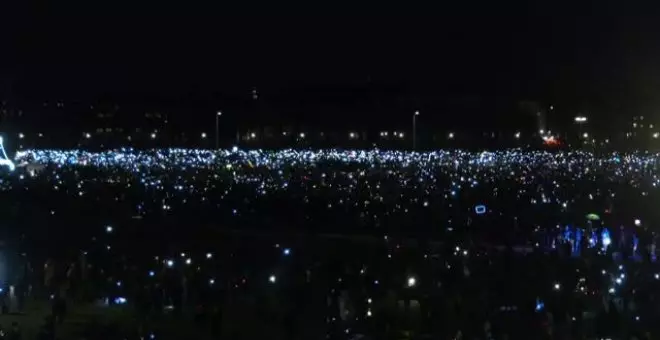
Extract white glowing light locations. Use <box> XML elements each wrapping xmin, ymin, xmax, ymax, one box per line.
<box><xmin>299</xmin><ymin>132</ymin><xmax>305</xmax><ymax>138</ymax></box>
<box><xmin>283</xmin><ymin>248</ymin><xmax>291</xmax><ymax>256</ymax></box>
<box><xmin>514</xmin><ymin>132</ymin><xmax>520</xmax><ymax>139</ymax></box>
<box><xmin>448</xmin><ymin>132</ymin><xmax>454</xmax><ymax>139</ymax></box>
<box><xmin>553</xmin><ymin>283</ymin><xmax>560</xmax><ymax>291</ymax></box>
<box><xmin>166</xmin><ymin>260</ymin><xmax>174</xmax><ymax>267</ymax></box>
<box><xmin>206</xmin><ymin>252</ymin><xmax>213</xmax><ymax>259</ymax></box>
<box><xmin>18</xmin><ymin>133</ymin><xmax>24</xmax><ymax>139</ymax></box>
<box><xmin>574</xmin><ymin>116</ymin><xmax>587</xmax><ymax>123</ymax></box>
<box><xmin>201</xmin><ymin>132</ymin><xmax>207</xmax><ymax>138</ymax></box>
<box><xmin>106</xmin><ymin>226</ymin><xmax>113</xmax><ymax>233</ymax></box>
<box><xmin>150</xmin><ymin>133</ymin><xmax>157</xmax><ymax>139</ymax></box>
<box><xmin>634</xmin><ymin>219</ymin><xmax>641</xmax><ymax>226</ymax></box>
<box><xmin>269</xmin><ymin>275</ymin><xmax>276</xmax><ymax>283</ymax></box>
<box><xmin>407</xmin><ymin>276</ymin><xmax>416</xmax><ymax>287</ymax></box>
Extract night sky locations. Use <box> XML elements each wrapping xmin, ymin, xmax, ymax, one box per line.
<box><xmin>2</xmin><ymin>2</ymin><xmax>660</xmax><ymax>126</ymax></box>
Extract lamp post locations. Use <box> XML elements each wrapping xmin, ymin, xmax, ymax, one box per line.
<box><xmin>215</xmin><ymin>111</ymin><xmax>222</xmax><ymax>149</ymax></box>
<box><xmin>413</xmin><ymin>111</ymin><xmax>420</xmax><ymax>150</ymax></box>
<box><xmin>574</xmin><ymin>116</ymin><xmax>587</xmax><ymax>144</ymax></box>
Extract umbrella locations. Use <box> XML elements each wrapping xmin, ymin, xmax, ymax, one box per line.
<box><xmin>586</xmin><ymin>213</ymin><xmax>600</xmax><ymax>221</ymax></box>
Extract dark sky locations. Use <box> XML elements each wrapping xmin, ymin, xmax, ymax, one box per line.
<box><xmin>2</xmin><ymin>1</ymin><xmax>660</xmax><ymax>123</ymax></box>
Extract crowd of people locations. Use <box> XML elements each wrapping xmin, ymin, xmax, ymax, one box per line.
<box><xmin>0</xmin><ymin>147</ymin><xmax>658</xmax><ymax>338</ymax></box>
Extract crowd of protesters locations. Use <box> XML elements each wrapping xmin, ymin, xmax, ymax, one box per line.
<box><xmin>0</xmin><ymin>147</ymin><xmax>655</xmax><ymax>338</ymax></box>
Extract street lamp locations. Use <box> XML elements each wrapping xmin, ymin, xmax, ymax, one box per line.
<box><xmin>215</xmin><ymin>111</ymin><xmax>222</xmax><ymax>149</ymax></box>
<box><xmin>413</xmin><ymin>111</ymin><xmax>420</xmax><ymax>150</ymax></box>
<box><xmin>575</xmin><ymin>116</ymin><xmax>588</xmax><ymax>142</ymax></box>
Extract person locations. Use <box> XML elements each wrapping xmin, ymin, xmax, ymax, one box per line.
<box><xmin>7</xmin><ymin>322</ymin><xmax>20</xmax><ymax>340</ymax></box>
<box><xmin>51</xmin><ymin>291</ymin><xmax>67</xmax><ymax>325</ymax></box>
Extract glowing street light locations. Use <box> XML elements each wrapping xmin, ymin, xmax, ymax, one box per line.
<box><xmin>448</xmin><ymin>132</ymin><xmax>454</xmax><ymax>140</ymax></box>
<box><xmin>201</xmin><ymin>132</ymin><xmax>207</xmax><ymax>139</ymax></box>
<box><xmin>574</xmin><ymin>117</ymin><xmax>588</xmax><ymax>142</ymax></box>
<box><xmin>514</xmin><ymin>132</ymin><xmax>520</xmax><ymax>139</ymax></box>
<box><xmin>215</xmin><ymin>111</ymin><xmax>222</xmax><ymax>149</ymax></box>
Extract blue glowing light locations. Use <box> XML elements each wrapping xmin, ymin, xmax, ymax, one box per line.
<box><xmin>283</xmin><ymin>248</ymin><xmax>291</xmax><ymax>256</ymax></box>
<box><xmin>602</xmin><ymin>229</ymin><xmax>612</xmax><ymax>248</ymax></box>
<box><xmin>535</xmin><ymin>298</ymin><xmax>545</xmax><ymax>312</ymax></box>
<box><xmin>474</xmin><ymin>205</ymin><xmax>486</xmax><ymax>215</ymax></box>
